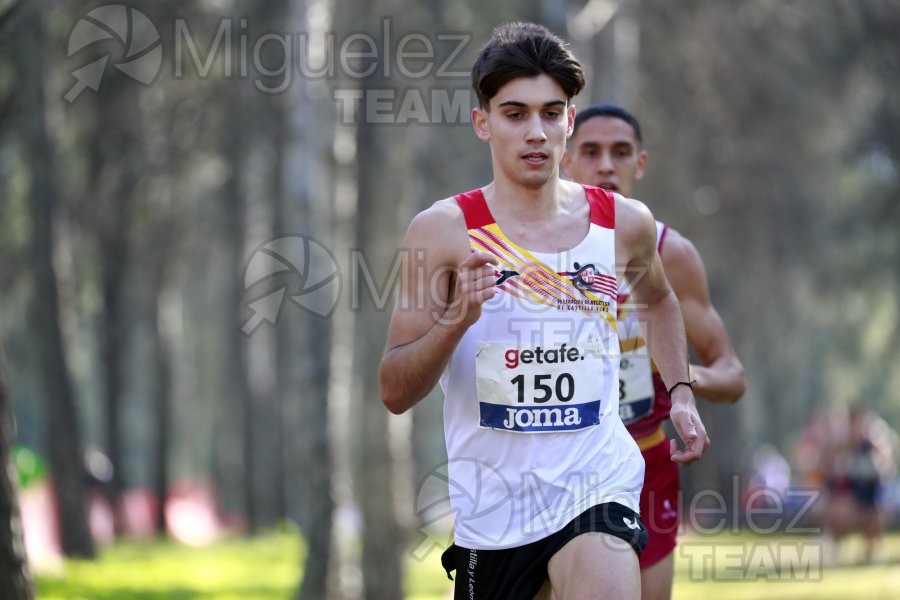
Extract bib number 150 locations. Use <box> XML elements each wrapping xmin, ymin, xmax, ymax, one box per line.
<box><xmin>510</xmin><ymin>373</ymin><xmax>575</xmax><ymax>404</ymax></box>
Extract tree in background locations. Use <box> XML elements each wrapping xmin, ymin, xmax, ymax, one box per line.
<box><xmin>14</xmin><ymin>2</ymin><xmax>94</xmax><ymax>559</ymax></box>
<box><xmin>0</xmin><ymin>347</ymin><xmax>32</xmax><ymax>600</ymax></box>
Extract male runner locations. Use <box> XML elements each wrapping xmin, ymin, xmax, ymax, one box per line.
<box><xmin>381</xmin><ymin>25</ymin><xmax>709</xmax><ymax>599</ymax></box>
<box><xmin>563</xmin><ymin>104</ymin><xmax>746</xmax><ymax>600</ymax></box>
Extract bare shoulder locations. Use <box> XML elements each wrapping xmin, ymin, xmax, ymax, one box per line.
<box><xmin>659</xmin><ymin>228</ymin><xmax>710</xmax><ymax>299</ymax></box>
<box><xmin>561</xmin><ymin>178</ymin><xmax>587</xmax><ymax>199</ymax></box>
<box><xmin>614</xmin><ymin>194</ymin><xmax>657</xmax><ymax>264</ymax></box>
<box><xmin>660</xmin><ymin>229</ymin><xmax>707</xmax><ymax>282</ymax></box>
<box><xmin>404</xmin><ymin>197</ymin><xmax>471</xmax><ymax>267</ymax></box>
<box><xmin>412</xmin><ymin>196</ymin><xmax>465</xmax><ymax>230</ymax></box>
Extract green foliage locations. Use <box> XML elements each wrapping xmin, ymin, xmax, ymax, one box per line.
<box><xmin>10</xmin><ymin>445</ymin><xmax>48</xmax><ymax>489</ymax></box>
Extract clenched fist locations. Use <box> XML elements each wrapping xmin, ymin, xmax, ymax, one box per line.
<box><xmin>441</xmin><ymin>251</ymin><xmax>500</xmax><ymax>329</ymax></box>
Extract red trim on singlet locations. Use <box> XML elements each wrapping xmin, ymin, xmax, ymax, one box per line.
<box><xmin>454</xmin><ymin>189</ymin><xmax>494</xmax><ymax>230</ymax></box>
<box><xmin>657</xmin><ymin>223</ymin><xmax>669</xmax><ymax>253</ymax></box>
<box><xmin>581</xmin><ymin>185</ymin><xmax>615</xmax><ymax>229</ymax></box>
<box><xmin>455</xmin><ymin>185</ymin><xmax>615</xmax><ymax>231</ymax></box>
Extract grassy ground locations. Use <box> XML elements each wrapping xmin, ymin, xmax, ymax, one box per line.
<box><xmin>36</xmin><ymin>532</ymin><xmax>302</xmax><ymax>600</ymax></box>
<box><xmin>35</xmin><ymin>530</ymin><xmax>900</xmax><ymax>599</ymax></box>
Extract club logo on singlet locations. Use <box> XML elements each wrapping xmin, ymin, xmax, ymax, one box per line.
<box><xmin>489</xmin><ymin>261</ymin><xmax>616</xmax><ymax>315</ymax></box>
<box><xmin>564</xmin><ymin>262</ymin><xmax>615</xmax><ymax>295</ymax></box>
<box><xmin>474</xmin><ymin>341</ymin><xmax>613</xmax><ymax>433</ymax></box>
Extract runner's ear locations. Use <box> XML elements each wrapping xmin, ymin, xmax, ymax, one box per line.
<box><xmin>472</xmin><ymin>107</ymin><xmax>491</xmax><ymax>142</ymax></box>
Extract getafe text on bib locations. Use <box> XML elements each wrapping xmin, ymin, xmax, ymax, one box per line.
<box><xmin>476</xmin><ymin>341</ymin><xmax>612</xmax><ymax>432</ymax></box>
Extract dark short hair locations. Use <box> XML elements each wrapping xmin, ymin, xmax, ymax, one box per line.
<box><xmin>471</xmin><ymin>22</ymin><xmax>586</xmax><ymax>109</ymax></box>
<box><xmin>572</xmin><ymin>103</ymin><xmax>643</xmax><ymax>144</ymax></box>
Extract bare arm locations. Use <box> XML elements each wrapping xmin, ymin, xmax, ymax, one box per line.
<box><xmin>616</xmin><ymin>195</ymin><xmax>709</xmax><ymax>464</ymax></box>
<box><xmin>379</xmin><ymin>203</ymin><xmax>498</xmax><ymax>414</ymax></box>
<box><xmin>662</xmin><ymin>230</ymin><xmax>746</xmax><ymax>404</ymax></box>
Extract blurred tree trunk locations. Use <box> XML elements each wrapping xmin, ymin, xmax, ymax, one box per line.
<box><xmin>269</xmin><ymin>85</ymin><xmax>290</xmax><ymax>529</ymax></box>
<box><xmin>294</xmin><ymin>303</ymin><xmax>335</xmax><ymax>600</ymax></box>
<box><xmin>224</xmin><ymin>88</ymin><xmax>258</xmax><ymax>535</ymax></box>
<box><xmin>277</xmin><ymin>2</ymin><xmax>338</xmax><ymax>597</ymax></box>
<box><xmin>97</xmin><ymin>153</ymin><xmax>133</xmax><ymax>538</ymax></box>
<box><xmin>0</xmin><ymin>347</ymin><xmax>32</xmax><ymax>599</ymax></box>
<box><xmin>151</xmin><ymin>296</ymin><xmax>172</xmax><ymax>536</ymax></box>
<box><xmin>243</xmin><ymin>0</ymin><xmax>293</xmax><ymax>534</ymax></box>
<box><xmin>16</xmin><ymin>4</ymin><xmax>95</xmax><ymax>558</ymax></box>
<box><xmin>326</xmin><ymin>3</ymin><xmax>407</xmax><ymax>599</ymax></box>
<box><xmin>145</xmin><ymin>99</ymin><xmax>175</xmax><ymax>542</ymax></box>
<box><xmin>355</xmin><ymin>151</ymin><xmax>405</xmax><ymax>600</ymax></box>
<box><xmin>271</xmin><ymin>104</ymin><xmax>289</xmax><ymax>525</ymax></box>
<box><xmin>209</xmin><ymin>0</ymin><xmax>285</xmax><ymax>536</ymax></box>
<box><xmin>84</xmin><ymin>22</ymin><xmax>142</xmax><ymax>539</ymax></box>
<box><xmin>150</xmin><ymin>244</ymin><xmax>174</xmax><ymax>536</ymax></box>
<box><xmin>353</xmin><ymin>68</ymin><xmax>406</xmax><ymax>600</ymax></box>
<box><xmin>320</xmin><ymin>46</ymin><xmax>360</xmax><ymax>600</ymax></box>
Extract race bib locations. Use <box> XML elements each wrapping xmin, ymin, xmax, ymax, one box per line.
<box><xmin>618</xmin><ymin>338</ymin><xmax>654</xmax><ymax>425</ymax></box>
<box><xmin>475</xmin><ymin>341</ymin><xmax>612</xmax><ymax>433</ymax></box>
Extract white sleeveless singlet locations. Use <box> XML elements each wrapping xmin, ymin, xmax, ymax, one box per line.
<box><xmin>438</xmin><ymin>186</ymin><xmax>645</xmax><ymax>550</ymax></box>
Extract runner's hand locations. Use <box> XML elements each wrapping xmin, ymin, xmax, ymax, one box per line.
<box><xmin>668</xmin><ymin>388</ymin><xmax>710</xmax><ymax>464</ymax></box>
<box><xmin>442</xmin><ymin>251</ymin><xmax>499</xmax><ymax>328</ymax></box>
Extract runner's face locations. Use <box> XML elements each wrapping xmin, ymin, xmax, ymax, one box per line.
<box><xmin>562</xmin><ymin>116</ymin><xmax>647</xmax><ymax>198</ymax></box>
<box><xmin>472</xmin><ymin>74</ymin><xmax>574</xmax><ymax>190</ymax></box>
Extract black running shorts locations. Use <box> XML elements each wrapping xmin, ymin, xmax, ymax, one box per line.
<box><xmin>440</xmin><ymin>501</ymin><xmax>648</xmax><ymax>599</ymax></box>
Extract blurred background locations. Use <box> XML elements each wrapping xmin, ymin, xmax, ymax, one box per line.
<box><xmin>1</xmin><ymin>0</ymin><xmax>899</xmax><ymax>598</ymax></box>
